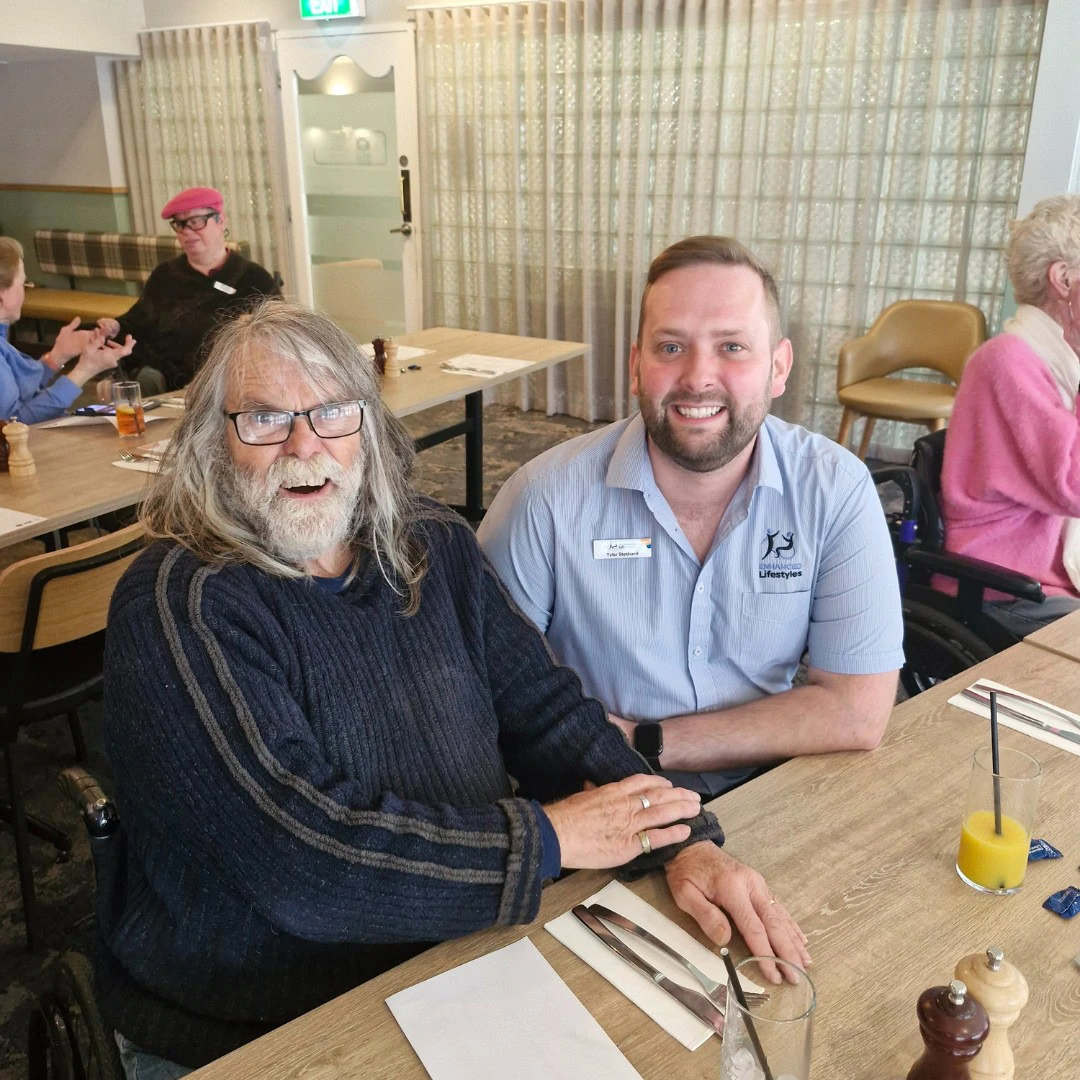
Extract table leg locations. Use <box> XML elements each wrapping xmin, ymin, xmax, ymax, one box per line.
<box><xmin>464</xmin><ymin>390</ymin><xmax>484</xmax><ymax>522</ymax></box>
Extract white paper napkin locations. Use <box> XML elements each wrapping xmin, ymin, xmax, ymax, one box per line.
<box><xmin>440</xmin><ymin>353</ymin><xmax>534</xmax><ymax>377</ymax></box>
<box><xmin>0</xmin><ymin>505</ymin><xmax>45</xmax><ymax>537</ymax></box>
<box><xmin>386</xmin><ymin>937</ymin><xmax>641</xmax><ymax>1080</ymax></box>
<box><xmin>111</xmin><ymin>458</ymin><xmax>158</xmax><ymax>473</ymax></box>
<box><xmin>546</xmin><ymin>880</ymin><xmax>761</xmax><ymax>1051</ymax></box>
<box><xmin>38</xmin><ymin>414</ymin><xmax>168</xmax><ymax>430</ymax></box>
<box><xmin>949</xmin><ymin>678</ymin><xmax>1080</xmax><ymax>758</ymax></box>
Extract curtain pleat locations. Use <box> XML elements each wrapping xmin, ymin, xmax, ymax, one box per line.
<box><xmin>415</xmin><ymin>0</ymin><xmax>1046</xmax><ymax>446</ymax></box>
<box><xmin>112</xmin><ymin>23</ymin><xmax>289</xmax><ymax>280</ymax></box>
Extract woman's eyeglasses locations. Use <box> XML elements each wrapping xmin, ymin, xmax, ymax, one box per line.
<box><xmin>226</xmin><ymin>400</ymin><xmax>366</xmax><ymax>445</ymax></box>
<box><xmin>169</xmin><ymin>212</ymin><xmax>221</xmax><ymax>234</ymax></box>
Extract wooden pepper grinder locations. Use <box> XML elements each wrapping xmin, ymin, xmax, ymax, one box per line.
<box><xmin>3</xmin><ymin>419</ymin><xmax>35</xmax><ymax>478</ymax></box>
<box><xmin>907</xmin><ymin>979</ymin><xmax>990</xmax><ymax>1080</ymax></box>
<box><xmin>371</xmin><ymin>337</ymin><xmax>386</xmax><ymax>376</ymax></box>
<box><xmin>383</xmin><ymin>338</ymin><xmax>401</xmax><ymax>378</ymax></box>
<box><xmin>954</xmin><ymin>948</ymin><xmax>1028</xmax><ymax>1080</ymax></box>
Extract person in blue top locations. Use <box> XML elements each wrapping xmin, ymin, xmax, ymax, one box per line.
<box><xmin>0</xmin><ymin>236</ymin><xmax>135</xmax><ymax>423</ymax></box>
<box><xmin>479</xmin><ymin>236</ymin><xmax>904</xmax><ymax>799</ymax></box>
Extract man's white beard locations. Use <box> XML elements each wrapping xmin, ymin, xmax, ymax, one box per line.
<box><xmin>227</xmin><ymin>452</ymin><xmax>365</xmax><ymax>567</ymax></box>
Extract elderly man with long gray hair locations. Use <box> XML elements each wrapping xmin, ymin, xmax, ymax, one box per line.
<box><xmin>98</xmin><ymin>301</ymin><xmax>809</xmax><ymax>1077</ymax></box>
<box><xmin>942</xmin><ymin>194</ymin><xmax>1080</xmax><ymax>634</ymax></box>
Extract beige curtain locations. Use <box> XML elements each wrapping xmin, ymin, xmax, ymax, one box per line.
<box><xmin>415</xmin><ymin>0</ymin><xmax>1046</xmax><ymax>446</ymax></box>
<box><xmin>114</xmin><ymin>22</ymin><xmax>290</xmax><ymax>278</ymax></box>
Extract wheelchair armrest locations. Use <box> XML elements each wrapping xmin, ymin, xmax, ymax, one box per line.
<box><xmin>904</xmin><ymin>547</ymin><xmax>1046</xmax><ymax>603</ymax></box>
<box><xmin>58</xmin><ymin>766</ymin><xmax>119</xmax><ymax>839</ymax></box>
<box><xmin>870</xmin><ymin>464</ymin><xmax>920</xmax><ymax>526</ymax></box>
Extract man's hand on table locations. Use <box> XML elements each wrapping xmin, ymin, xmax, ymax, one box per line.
<box><xmin>544</xmin><ymin>774</ymin><xmax>700</xmax><ymax>869</ymax></box>
<box><xmin>664</xmin><ymin>841</ymin><xmax>810</xmax><ymax>983</ymax></box>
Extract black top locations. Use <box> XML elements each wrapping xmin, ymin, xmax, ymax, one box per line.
<box><xmin>116</xmin><ymin>251</ymin><xmax>280</xmax><ymax>389</ymax></box>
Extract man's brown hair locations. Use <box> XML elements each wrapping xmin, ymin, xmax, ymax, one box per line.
<box><xmin>636</xmin><ymin>235</ymin><xmax>782</xmax><ymax>346</ymax></box>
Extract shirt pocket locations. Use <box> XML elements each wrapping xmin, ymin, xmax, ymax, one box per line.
<box><xmin>734</xmin><ymin>590</ymin><xmax>812</xmax><ymax>675</ymax></box>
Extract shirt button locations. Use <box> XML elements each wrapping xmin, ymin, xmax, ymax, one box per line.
<box><xmin>693</xmin><ymin>646</ymin><xmax>702</xmax><ymax>657</ymax></box>
<box><xmin>697</xmin><ymin>584</ymin><xmax>704</xmax><ymax>594</ymax></box>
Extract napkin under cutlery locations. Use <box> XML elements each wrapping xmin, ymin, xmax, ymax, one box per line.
<box><xmin>949</xmin><ymin>678</ymin><xmax>1080</xmax><ymax>758</ymax></box>
<box><xmin>546</xmin><ymin>880</ymin><xmax>761</xmax><ymax>1050</ymax></box>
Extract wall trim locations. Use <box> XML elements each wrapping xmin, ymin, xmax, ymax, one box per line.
<box><xmin>0</xmin><ymin>183</ymin><xmax>129</xmax><ymax>195</ymax></box>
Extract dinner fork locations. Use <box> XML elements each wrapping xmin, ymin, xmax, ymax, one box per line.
<box><xmin>118</xmin><ymin>450</ymin><xmax>156</xmax><ymax>463</ymax></box>
<box><xmin>588</xmin><ymin>904</ymin><xmax>769</xmax><ymax>1007</ymax></box>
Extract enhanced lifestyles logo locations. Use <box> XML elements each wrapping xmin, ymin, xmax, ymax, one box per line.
<box><xmin>759</xmin><ymin>528</ymin><xmax>803</xmax><ymax>580</ymax></box>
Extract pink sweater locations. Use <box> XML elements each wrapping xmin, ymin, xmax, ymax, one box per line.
<box><xmin>941</xmin><ymin>333</ymin><xmax>1080</xmax><ymax>597</ymax></box>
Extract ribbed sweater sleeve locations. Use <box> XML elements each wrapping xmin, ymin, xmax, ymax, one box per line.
<box><xmin>104</xmin><ymin>544</ymin><xmax>547</xmax><ymax>944</ymax></box>
<box><xmin>478</xmin><ymin>545</ymin><xmax>724</xmax><ymax>870</ymax></box>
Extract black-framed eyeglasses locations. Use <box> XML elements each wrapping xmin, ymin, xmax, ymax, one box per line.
<box><xmin>226</xmin><ymin>400</ymin><xmax>366</xmax><ymax>445</ymax></box>
<box><xmin>169</xmin><ymin>212</ymin><xmax>221</xmax><ymax>234</ymax></box>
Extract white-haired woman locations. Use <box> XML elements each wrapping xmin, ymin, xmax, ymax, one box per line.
<box><xmin>942</xmin><ymin>194</ymin><xmax>1080</xmax><ymax>632</ymax></box>
<box><xmin>0</xmin><ymin>237</ymin><xmax>134</xmax><ymax>422</ymax></box>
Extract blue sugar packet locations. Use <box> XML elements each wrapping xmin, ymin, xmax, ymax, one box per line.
<box><xmin>1029</xmin><ymin>838</ymin><xmax>1063</xmax><ymax>862</ymax></box>
<box><xmin>1043</xmin><ymin>886</ymin><xmax>1080</xmax><ymax>919</ymax></box>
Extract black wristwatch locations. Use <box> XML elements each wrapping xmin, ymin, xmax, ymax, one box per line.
<box><xmin>633</xmin><ymin>722</ymin><xmax>664</xmax><ymax>770</ymax></box>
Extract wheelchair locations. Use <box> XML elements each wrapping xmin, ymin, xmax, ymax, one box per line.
<box><xmin>873</xmin><ymin>428</ymin><xmax>1046</xmax><ymax>697</ymax></box>
<box><xmin>27</xmin><ymin>768</ymin><xmax>124</xmax><ymax>1080</ymax></box>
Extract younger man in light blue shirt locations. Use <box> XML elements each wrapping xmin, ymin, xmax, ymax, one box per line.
<box><xmin>479</xmin><ymin>236</ymin><xmax>903</xmax><ymax>798</ymax></box>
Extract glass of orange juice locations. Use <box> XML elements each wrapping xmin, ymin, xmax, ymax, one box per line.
<box><xmin>956</xmin><ymin>745</ymin><xmax>1041</xmax><ymax>895</ymax></box>
<box><xmin>112</xmin><ymin>380</ymin><xmax>146</xmax><ymax>438</ymax></box>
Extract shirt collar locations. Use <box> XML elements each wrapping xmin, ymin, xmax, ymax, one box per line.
<box><xmin>605</xmin><ymin>412</ymin><xmax>785</xmax><ymax>498</ymax></box>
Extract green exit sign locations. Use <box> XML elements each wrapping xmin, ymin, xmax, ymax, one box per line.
<box><xmin>299</xmin><ymin>0</ymin><xmax>363</xmax><ymax>19</ymax></box>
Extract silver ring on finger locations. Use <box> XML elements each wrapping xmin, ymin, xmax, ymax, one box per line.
<box><xmin>637</xmin><ymin>830</ymin><xmax>652</xmax><ymax>855</ymax></box>
<box><xmin>638</xmin><ymin>794</ymin><xmax>651</xmax><ymax>810</ymax></box>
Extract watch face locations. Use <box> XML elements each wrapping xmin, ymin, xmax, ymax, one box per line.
<box><xmin>634</xmin><ymin>723</ymin><xmax>663</xmax><ymax>759</ymax></box>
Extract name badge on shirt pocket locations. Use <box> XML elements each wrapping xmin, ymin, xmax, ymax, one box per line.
<box><xmin>593</xmin><ymin>538</ymin><xmax>652</xmax><ymax>560</ymax></box>
<box><xmin>213</xmin><ymin>280</ymin><xmax>237</xmax><ymax>295</ymax></box>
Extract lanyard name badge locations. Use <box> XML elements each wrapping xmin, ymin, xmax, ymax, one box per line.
<box><xmin>592</xmin><ymin>537</ymin><xmax>652</xmax><ymax>560</ymax></box>
<box><xmin>213</xmin><ymin>280</ymin><xmax>237</xmax><ymax>295</ymax></box>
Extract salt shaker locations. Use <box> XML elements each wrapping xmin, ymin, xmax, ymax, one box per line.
<box><xmin>383</xmin><ymin>338</ymin><xmax>401</xmax><ymax>378</ymax></box>
<box><xmin>3</xmin><ymin>419</ymin><xmax>35</xmax><ymax>478</ymax></box>
<box><xmin>906</xmin><ymin>979</ymin><xmax>990</xmax><ymax>1080</ymax></box>
<box><xmin>954</xmin><ymin>948</ymin><xmax>1028</xmax><ymax>1080</ymax></box>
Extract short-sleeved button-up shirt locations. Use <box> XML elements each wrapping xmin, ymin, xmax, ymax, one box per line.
<box><xmin>478</xmin><ymin>413</ymin><xmax>904</xmax><ymax>796</ymax></box>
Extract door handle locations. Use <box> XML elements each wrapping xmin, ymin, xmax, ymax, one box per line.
<box><xmin>390</xmin><ymin>222</ymin><xmax>413</xmax><ymax>236</ymax></box>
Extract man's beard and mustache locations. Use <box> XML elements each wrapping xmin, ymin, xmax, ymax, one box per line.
<box><xmin>224</xmin><ymin>451</ymin><xmax>365</xmax><ymax>567</ymax></box>
<box><xmin>639</xmin><ymin>383</ymin><xmax>772</xmax><ymax>474</ymax></box>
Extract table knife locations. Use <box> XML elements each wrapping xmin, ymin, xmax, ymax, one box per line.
<box><xmin>960</xmin><ymin>688</ymin><xmax>1080</xmax><ymax>747</ymax></box>
<box><xmin>571</xmin><ymin>905</ymin><xmax>725</xmax><ymax>1035</ymax></box>
<box><xmin>971</xmin><ymin>682</ymin><xmax>1080</xmax><ymax>732</ymax></box>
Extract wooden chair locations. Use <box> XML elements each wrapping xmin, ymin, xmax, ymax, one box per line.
<box><xmin>836</xmin><ymin>300</ymin><xmax>987</xmax><ymax>460</ymax></box>
<box><xmin>0</xmin><ymin>523</ymin><xmax>145</xmax><ymax>952</ymax></box>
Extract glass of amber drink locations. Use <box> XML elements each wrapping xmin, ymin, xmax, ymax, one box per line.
<box><xmin>112</xmin><ymin>380</ymin><xmax>146</xmax><ymax>438</ymax></box>
<box><xmin>955</xmin><ymin>745</ymin><xmax>1041</xmax><ymax>895</ymax></box>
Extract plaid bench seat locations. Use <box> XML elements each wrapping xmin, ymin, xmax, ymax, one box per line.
<box><xmin>35</xmin><ymin>229</ymin><xmax>250</xmax><ymax>287</ymax></box>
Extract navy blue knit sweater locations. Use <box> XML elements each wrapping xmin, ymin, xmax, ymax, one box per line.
<box><xmin>97</xmin><ymin>513</ymin><xmax>723</xmax><ymax>1067</ymax></box>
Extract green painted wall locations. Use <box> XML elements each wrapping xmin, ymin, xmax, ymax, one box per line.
<box><xmin>0</xmin><ymin>189</ymin><xmax>137</xmax><ymax>294</ymax></box>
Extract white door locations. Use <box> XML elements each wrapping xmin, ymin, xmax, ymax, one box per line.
<box><xmin>277</xmin><ymin>27</ymin><xmax>421</xmax><ymax>343</ymax></box>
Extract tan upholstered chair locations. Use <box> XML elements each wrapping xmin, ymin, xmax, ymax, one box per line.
<box><xmin>836</xmin><ymin>300</ymin><xmax>987</xmax><ymax>459</ymax></box>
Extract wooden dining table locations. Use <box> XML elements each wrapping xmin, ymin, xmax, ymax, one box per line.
<box><xmin>186</xmin><ymin>639</ymin><xmax>1080</xmax><ymax>1080</ymax></box>
<box><xmin>0</xmin><ymin>327</ymin><xmax>588</xmax><ymax>549</ymax></box>
<box><xmin>1023</xmin><ymin>605</ymin><xmax>1080</xmax><ymax>663</ymax></box>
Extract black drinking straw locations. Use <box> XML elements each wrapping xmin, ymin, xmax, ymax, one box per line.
<box><xmin>721</xmin><ymin>948</ymin><xmax>774</xmax><ymax>1080</ymax></box>
<box><xmin>989</xmin><ymin>691</ymin><xmax>1003</xmax><ymax>836</ymax></box>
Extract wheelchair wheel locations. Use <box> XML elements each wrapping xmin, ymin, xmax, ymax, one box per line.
<box><xmin>900</xmin><ymin>598</ymin><xmax>996</xmax><ymax>698</ymax></box>
<box><xmin>27</xmin><ymin>952</ymin><xmax>123</xmax><ymax>1080</ymax></box>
